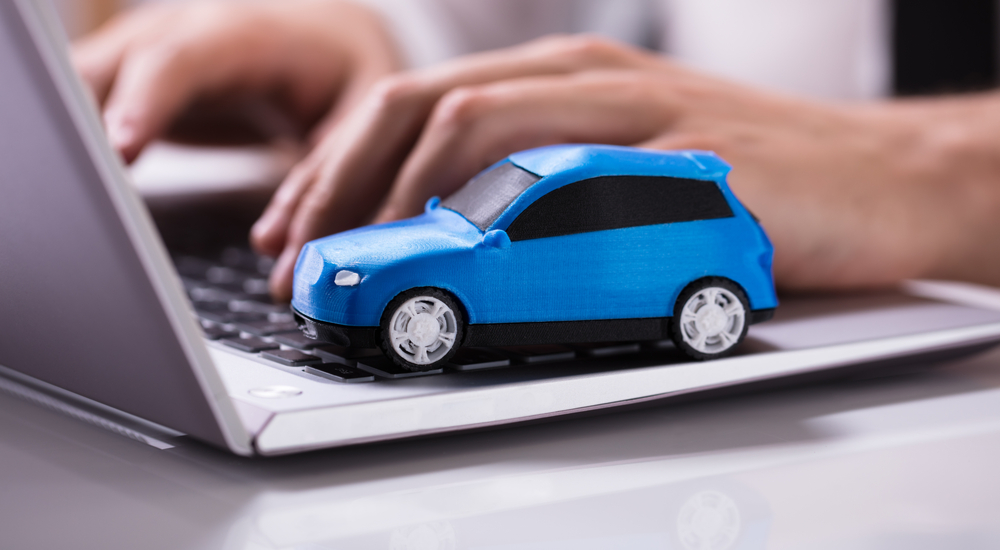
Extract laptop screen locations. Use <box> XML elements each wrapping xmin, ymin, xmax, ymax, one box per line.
<box><xmin>0</xmin><ymin>2</ymin><xmax>229</xmax><ymax>447</ymax></box>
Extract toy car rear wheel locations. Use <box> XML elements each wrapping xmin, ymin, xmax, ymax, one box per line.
<box><xmin>671</xmin><ymin>278</ymin><xmax>749</xmax><ymax>361</ymax></box>
<box><xmin>379</xmin><ymin>288</ymin><xmax>465</xmax><ymax>371</ymax></box>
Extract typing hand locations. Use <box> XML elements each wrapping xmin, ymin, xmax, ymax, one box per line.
<box><xmin>72</xmin><ymin>0</ymin><xmax>401</xmax><ymax>163</ymax></box>
<box><xmin>250</xmin><ymin>36</ymin><xmax>660</xmax><ymax>300</ymax></box>
<box><xmin>254</xmin><ymin>35</ymin><xmax>1000</xmax><ymax>298</ymax></box>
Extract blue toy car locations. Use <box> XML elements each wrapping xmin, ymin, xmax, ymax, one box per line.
<box><xmin>292</xmin><ymin>144</ymin><xmax>777</xmax><ymax>370</ymax></box>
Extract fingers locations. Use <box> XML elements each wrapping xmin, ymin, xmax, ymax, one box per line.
<box><xmin>72</xmin><ymin>1</ymin><xmax>377</xmax><ymax>163</ymax></box>
<box><xmin>256</xmin><ymin>37</ymin><xmax>659</xmax><ymax>299</ymax></box>
<box><xmin>374</xmin><ymin>71</ymin><xmax>676</xmax><ymax>223</ymax></box>
<box><xmin>71</xmin><ymin>17</ymin><xmax>133</xmax><ymax>106</ymax></box>
<box><xmin>75</xmin><ymin>12</ymin><xmax>226</xmax><ymax>162</ymax></box>
<box><xmin>102</xmin><ymin>39</ymin><xmax>214</xmax><ymax>162</ymax></box>
<box><xmin>249</xmin><ymin>157</ymin><xmax>323</xmax><ymax>258</ymax></box>
<box><xmin>259</xmin><ymin>80</ymin><xmax>431</xmax><ymax>300</ymax></box>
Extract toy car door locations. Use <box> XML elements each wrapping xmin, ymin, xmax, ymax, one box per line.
<box><xmin>476</xmin><ymin>174</ymin><xmax>735</xmax><ymax>326</ymax></box>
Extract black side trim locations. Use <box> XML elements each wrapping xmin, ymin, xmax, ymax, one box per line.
<box><xmin>294</xmin><ymin>308</ymin><xmax>776</xmax><ymax>349</ymax></box>
<box><xmin>464</xmin><ymin>318</ymin><xmax>671</xmax><ymax>347</ymax></box>
<box><xmin>292</xmin><ymin>309</ymin><xmax>379</xmax><ymax>349</ymax></box>
<box><xmin>750</xmin><ymin>308</ymin><xmax>775</xmax><ymax>325</ymax></box>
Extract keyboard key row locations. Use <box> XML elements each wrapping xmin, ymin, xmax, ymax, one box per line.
<box><xmin>203</xmin><ymin>317</ymin><xmax>661</xmax><ymax>384</ymax></box>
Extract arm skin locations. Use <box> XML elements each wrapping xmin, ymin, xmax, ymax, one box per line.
<box><xmin>72</xmin><ymin>0</ymin><xmax>402</xmax><ymax>162</ymax></box>
<box><xmin>250</xmin><ymin>35</ymin><xmax>1000</xmax><ymax>300</ymax></box>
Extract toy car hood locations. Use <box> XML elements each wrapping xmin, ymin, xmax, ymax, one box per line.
<box><xmin>294</xmin><ymin>207</ymin><xmax>480</xmax><ymax>287</ymax></box>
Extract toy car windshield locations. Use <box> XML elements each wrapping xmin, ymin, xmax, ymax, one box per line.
<box><xmin>441</xmin><ymin>161</ymin><xmax>541</xmax><ymax>231</ymax></box>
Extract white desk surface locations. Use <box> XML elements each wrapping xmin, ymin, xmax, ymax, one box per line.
<box><xmin>2</xmin><ymin>344</ymin><xmax>999</xmax><ymax>549</ymax></box>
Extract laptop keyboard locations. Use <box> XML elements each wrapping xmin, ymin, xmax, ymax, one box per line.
<box><xmin>175</xmin><ymin>247</ymin><xmax>678</xmax><ymax>383</ymax></box>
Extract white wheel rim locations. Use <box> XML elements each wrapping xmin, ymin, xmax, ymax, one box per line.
<box><xmin>679</xmin><ymin>286</ymin><xmax>745</xmax><ymax>355</ymax></box>
<box><xmin>389</xmin><ymin>296</ymin><xmax>458</xmax><ymax>365</ymax></box>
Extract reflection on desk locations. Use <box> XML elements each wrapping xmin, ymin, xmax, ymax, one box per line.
<box><xmin>1</xmin><ymin>346</ymin><xmax>999</xmax><ymax>549</ymax></box>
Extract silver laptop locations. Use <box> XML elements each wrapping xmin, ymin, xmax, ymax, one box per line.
<box><xmin>4</xmin><ymin>0</ymin><xmax>1000</xmax><ymax>457</ymax></box>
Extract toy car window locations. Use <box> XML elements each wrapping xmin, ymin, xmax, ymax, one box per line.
<box><xmin>442</xmin><ymin>162</ymin><xmax>541</xmax><ymax>231</ymax></box>
<box><xmin>506</xmin><ymin>175</ymin><xmax>734</xmax><ymax>241</ymax></box>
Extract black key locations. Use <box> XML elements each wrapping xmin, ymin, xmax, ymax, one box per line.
<box><xmin>267</xmin><ymin>311</ymin><xmax>296</xmax><ymax>324</ymax></box>
<box><xmin>202</xmin><ymin>325</ymin><xmax>239</xmax><ymax>340</ymax></box>
<box><xmin>228</xmin><ymin>300</ymin><xmax>288</xmax><ymax>315</ymax></box>
<box><xmin>355</xmin><ymin>355</ymin><xmax>443</xmax><ymax>379</ymax></box>
<box><xmin>447</xmin><ymin>348</ymin><xmax>510</xmax><ymax>371</ymax></box>
<box><xmin>233</xmin><ymin>320</ymin><xmax>300</xmax><ymax>337</ymax></box>
<box><xmin>305</xmin><ymin>363</ymin><xmax>375</xmax><ymax>383</ymax></box>
<box><xmin>502</xmin><ymin>345</ymin><xmax>576</xmax><ymax>364</ymax></box>
<box><xmin>242</xmin><ymin>278</ymin><xmax>270</xmax><ymax>296</ymax></box>
<box><xmin>219</xmin><ymin>246</ymin><xmax>276</xmax><ymax>277</ymax></box>
<box><xmin>261</xmin><ymin>349</ymin><xmax>322</xmax><ymax>366</ymax></box>
<box><xmin>206</xmin><ymin>266</ymin><xmax>245</xmax><ymax>286</ymax></box>
<box><xmin>574</xmin><ymin>342</ymin><xmax>642</xmax><ymax>357</ymax></box>
<box><xmin>198</xmin><ymin>310</ymin><xmax>268</xmax><ymax>324</ymax></box>
<box><xmin>313</xmin><ymin>345</ymin><xmax>383</xmax><ymax>366</ymax></box>
<box><xmin>180</xmin><ymin>276</ymin><xmax>206</xmax><ymax>292</ymax></box>
<box><xmin>272</xmin><ymin>332</ymin><xmax>324</xmax><ymax>350</ymax></box>
<box><xmin>188</xmin><ymin>286</ymin><xmax>238</xmax><ymax>304</ymax></box>
<box><xmin>220</xmin><ymin>247</ymin><xmax>261</xmax><ymax>271</ymax></box>
<box><xmin>255</xmin><ymin>256</ymin><xmax>275</xmax><ymax>276</ymax></box>
<box><xmin>221</xmin><ymin>336</ymin><xmax>279</xmax><ymax>353</ymax></box>
<box><xmin>193</xmin><ymin>301</ymin><xmax>230</xmax><ymax>313</ymax></box>
<box><xmin>173</xmin><ymin>256</ymin><xmax>213</xmax><ymax>279</ymax></box>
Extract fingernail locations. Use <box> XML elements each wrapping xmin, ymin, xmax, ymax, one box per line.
<box><xmin>253</xmin><ymin>208</ymin><xmax>279</xmax><ymax>234</ymax></box>
<box><xmin>251</xmin><ymin>211</ymin><xmax>285</xmax><ymax>256</ymax></box>
<box><xmin>269</xmin><ymin>247</ymin><xmax>299</xmax><ymax>301</ymax></box>
<box><xmin>104</xmin><ymin>111</ymin><xmax>137</xmax><ymax>155</ymax></box>
<box><xmin>250</xmin><ymin>215</ymin><xmax>270</xmax><ymax>243</ymax></box>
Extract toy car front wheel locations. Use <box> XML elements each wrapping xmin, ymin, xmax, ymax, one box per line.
<box><xmin>671</xmin><ymin>278</ymin><xmax>749</xmax><ymax>360</ymax></box>
<box><xmin>379</xmin><ymin>288</ymin><xmax>465</xmax><ymax>371</ymax></box>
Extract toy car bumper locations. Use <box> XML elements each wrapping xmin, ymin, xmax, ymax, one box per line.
<box><xmin>292</xmin><ymin>308</ymin><xmax>379</xmax><ymax>349</ymax></box>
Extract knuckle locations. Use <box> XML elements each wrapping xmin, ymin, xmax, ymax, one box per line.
<box><xmin>368</xmin><ymin>73</ymin><xmax>424</xmax><ymax>108</ymax></box>
<box><xmin>298</xmin><ymin>190</ymin><xmax>331</xmax><ymax>221</ymax></box>
<box><xmin>430</xmin><ymin>86</ymin><xmax>491</xmax><ymax>130</ymax></box>
<box><xmin>131</xmin><ymin>40</ymin><xmax>192</xmax><ymax>73</ymax></box>
<box><xmin>547</xmin><ymin>34</ymin><xmax>623</xmax><ymax>63</ymax></box>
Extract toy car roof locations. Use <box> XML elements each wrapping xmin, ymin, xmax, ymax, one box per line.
<box><xmin>508</xmin><ymin>144</ymin><xmax>732</xmax><ymax>181</ymax></box>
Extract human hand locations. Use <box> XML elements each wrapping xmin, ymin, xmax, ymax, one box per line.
<box><xmin>72</xmin><ymin>0</ymin><xmax>401</xmax><ymax>163</ymax></box>
<box><xmin>369</xmin><ymin>58</ymin><xmax>1000</xmax><ymax>291</ymax></box>
<box><xmin>352</xmin><ymin>49</ymin><xmax>1000</xmax><ymax>292</ymax></box>
<box><xmin>251</xmin><ymin>36</ymin><xmax>673</xmax><ymax>299</ymax></box>
<box><xmin>253</xmin><ymin>34</ymin><xmax>1000</xmax><ymax>297</ymax></box>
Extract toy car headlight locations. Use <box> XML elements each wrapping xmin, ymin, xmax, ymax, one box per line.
<box><xmin>334</xmin><ymin>270</ymin><xmax>361</xmax><ymax>286</ymax></box>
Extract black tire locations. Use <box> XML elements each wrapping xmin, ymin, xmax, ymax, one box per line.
<box><xmin>378</xmin><ymin>287</ymin><xmax>465</xmax><ymax>371</ymax></box>
<box><xmin>671</xmin><ymin>277</ymin><xmax>750</xmax><ymax>361</ymax></box>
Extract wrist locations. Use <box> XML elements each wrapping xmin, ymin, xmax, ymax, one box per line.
<box><xmin>882</xmin><ymin>94</ymin><xmax>1000</xmax><ymax>285</ymax></box>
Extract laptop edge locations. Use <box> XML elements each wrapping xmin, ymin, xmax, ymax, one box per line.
<box><xmin>9</xmin><ymin>0</ymin><xmax>252</xmax><ymax>455</ymax></box>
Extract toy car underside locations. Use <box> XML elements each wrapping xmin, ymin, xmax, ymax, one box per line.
<box><xmin>293</xmin><ymin>305</ymin><xmax>776</xmax><ymax>350</ymax></box>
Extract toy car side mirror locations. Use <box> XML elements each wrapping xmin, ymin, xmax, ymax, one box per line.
<box><xmin>425</xmin><ymin>196</ymin><xmax>441</xmax><ymax>213</ymax></box>
<box><xmin>483</xmin><ymin>229</ymin><xmax>511</xmax><ymax>249</ymax></box>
